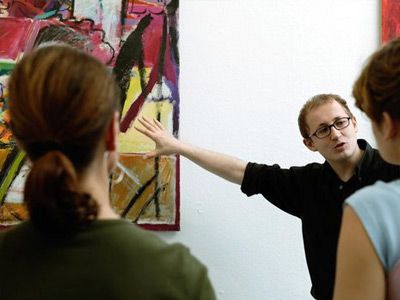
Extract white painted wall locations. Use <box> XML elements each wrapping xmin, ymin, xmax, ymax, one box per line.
<box><xmin>156</xmin><ymin>1</ymin><xmax>379</xmax><ymax>299</ymax></box>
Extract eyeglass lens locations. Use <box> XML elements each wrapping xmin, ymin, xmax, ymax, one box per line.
<box><xmin>315</xmin><ymin>117</ymin><xmax>350</xmax><ymax>138</ymax></box>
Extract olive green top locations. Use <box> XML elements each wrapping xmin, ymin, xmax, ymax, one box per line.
<box><xmin>0</xmin><ymin>219</ymin><xmax>215</xmax><ymax>300</ymax></box>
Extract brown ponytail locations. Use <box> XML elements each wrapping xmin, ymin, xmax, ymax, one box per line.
<box><xmin>25</xmin><ymin>151</ymin><xmax>97</xmax><ymax>235</ymax></box>
<box><xmin>8</xmin><ymin>45</ymin><xmax>119</xmax><ymax>234</ymax></box>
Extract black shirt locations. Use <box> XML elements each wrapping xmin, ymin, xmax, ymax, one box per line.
<box><xmin>241</xmin><ymin>139</ymin><xmax>400</xmax><ymax>300</ymax></box>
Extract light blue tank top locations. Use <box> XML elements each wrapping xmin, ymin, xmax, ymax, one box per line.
<box><xmin>345</xmin><ymin>179</ymin><xmax>400</xmax><ymax>272</ymax></box>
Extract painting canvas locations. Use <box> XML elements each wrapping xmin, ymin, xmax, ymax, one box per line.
<box><xmin>382</xmin><ymin>0</ymin><xmax>400</xmax><ymax>43</ymax></box>
<box><xmin>0</xmin><ymin>0</ymin><xmax>180</xmax><ymax>230</ymax></box>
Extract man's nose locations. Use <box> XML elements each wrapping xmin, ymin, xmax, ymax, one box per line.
<box><xmin>330</xmin><ymin>126</ymin><xmax>342</xmax><ymax>139</ymax></box>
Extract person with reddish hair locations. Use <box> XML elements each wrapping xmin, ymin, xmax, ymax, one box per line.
<box><xmin>334</xmin><ymin>37</ymin><xmax>400</xmax><ymax>300</ymax></box>
<box><xmin>0</xmin><ymin>44</ymin><xmax>215</xmax><ymax>300</ymax></box>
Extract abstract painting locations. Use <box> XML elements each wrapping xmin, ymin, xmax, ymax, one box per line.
<box><xmin>382</xmin><ymin>0</ymin><xmax>400</xmax><ymax>43</ymax></box>
<box><xmin>0</xmin><ymin>0</ymin><xmax>180</xmax><ymax>230</ymax></box>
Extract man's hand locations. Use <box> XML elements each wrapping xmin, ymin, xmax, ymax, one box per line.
<box><xmin>135</xmin><ymin>116</ymin><xmax>182</xmax><ymax>158</ymax></box>
<box><xmin>135</xmin><ymin>116</ymin><xmax>246</xmax><ymax>184</ymax></box>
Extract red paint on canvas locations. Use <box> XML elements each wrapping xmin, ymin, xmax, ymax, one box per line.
<box><xmin>382</xmin><ymin>0</ymin><xmax>400</xmax><ymax>43</ymax></box>
<box><xmin>0</xmin><ymin>18</ymin><xmax>33</xmax><ymax>59</ymax></box>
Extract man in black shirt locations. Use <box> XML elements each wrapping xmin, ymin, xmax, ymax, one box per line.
<box><xmin>136</xmin><ymin>94</ymin><xmax>400</xmax><ymax>300</ymax></box>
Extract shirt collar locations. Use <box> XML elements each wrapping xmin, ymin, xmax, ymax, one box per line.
<box><xmin>322</xmin><ymin>139</ymin><xmax>372</xmax><ymax>181</ymax></box>
<box><xmin>355</xmin><ymin>139</ymin><xmax>373</xmax><ymax>178</ymax></box>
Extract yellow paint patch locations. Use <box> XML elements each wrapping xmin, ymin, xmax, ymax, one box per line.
<box><xmin>118</xmin><ymin>100</ymin><xmax>173</xmax><ymax>153</ymax></box>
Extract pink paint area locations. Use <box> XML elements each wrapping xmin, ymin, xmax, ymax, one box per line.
<box><xmin>382</xmin><ymin>0</ymin><xmax>400</xmax><ymax>43</ymax></box>
<box><xmin>86</xmin><ymin>28</ymin><xmax>114</xmax><ymax>65</ymax></box>
<box><xmin>2</xmin><ymin>0</ymin><xmax>71</xmax><ymax>19</ymax></box>
<box><xmin>163</xmin><ymin>38</ymin><xmax>178</xmax><ymax>86</ymax></box>
<box><xmin>143</xmin><ymin>15</ymin><xmax>178</xmax><ymax>85</ymax></box>
<box><xmin>0</xmin><ymin>18</ymin><xmax>37</xmax><ymax>59</ymax></box>
<box><xmin>126</xmin><ymin>0</ymin><xmax>165</xmax><ymax>13</ymax></box>
<box><xmin>3</xmin><ymin>0</ymin><xmax>45</xmax><ymax>18</ymax></box>
<box><xmin>141</xmin><ymin>14</ymin><xmax>163</xmax><ymax>66</ymax></box>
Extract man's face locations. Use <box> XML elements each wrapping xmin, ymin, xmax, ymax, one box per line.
<box><xmin>304</xmin><ymin>100</ymin><xmax>359</xmax><ymax>164</ymax></box>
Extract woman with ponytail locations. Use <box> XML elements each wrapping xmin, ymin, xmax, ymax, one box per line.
<box><xmin>0</xmin><ymin>45</ymin><xmax>215</xmax><ymax>300</ymax></box>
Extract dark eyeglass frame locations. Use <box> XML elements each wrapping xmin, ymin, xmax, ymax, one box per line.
<box><xmin>308</xmin><ymin>117</ymin><xmax>352</xmax><ymax>139</ymax></box>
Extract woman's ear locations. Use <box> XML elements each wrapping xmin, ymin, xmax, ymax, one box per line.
<box><xmin>104</xmin><ymin>112</ymin><xmax>120</xmax><ymax>174</ymax></box>
<box><xmin>381</xmin><ymin>112</ymin><xmax>399</xmax><ymax>140</ymax></box>
<box><xmin>105</xmin><ymin>112</ymin><xmax>120</xmax><ymax>151</ymax></box>
<box><xmin>351</xmin><ymin>116</ymin><xmax>358</xmax><ymax>133</ymax></box>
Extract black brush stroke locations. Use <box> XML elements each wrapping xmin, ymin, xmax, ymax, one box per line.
<box><xmin>133</xmin><ymin>185</ymin><xmax>164</xmax><ymax>223</ymax></box>
<box><xmin>120</xmin><ymin>0</ymin><xmax>127</xmax><ymax>28</ymax></box>
<box><xmin>121</xmin><ymin>173</ymin><xmax>156</xmax><ymax>218</ymax></box>
<box><xmin>165</xmin><ymin>0</ymin><xmax>180</xmax><ymax>135</ymax></box>
<box><xmin>9</xmin><ymin>209</ymin><xmax>23</xmax><ymax>221</ymax></box>
<box><xmin>70</xmin><ymin>0</ymin><xmax>74</xmax><ymax>18</ymax></box>
<box><xmin>113</xmin><ymin>14</ymin><xmax>152</xmax><ymax>114</ymax></box>
<box><xmin>166</xmin><ymin>0</ymin><xmax>179</xmax><ymax>67</ymax></box>
<box><xmin>153</xmin><ymin>154</ymin><xmax>161</xmax><ymax>218</ymax></box>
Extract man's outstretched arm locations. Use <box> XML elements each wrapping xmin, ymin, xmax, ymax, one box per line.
<box><xmin>136</xmin><ymin>116</ymin><xmax>247</xmax><ymax>185</ymax></box>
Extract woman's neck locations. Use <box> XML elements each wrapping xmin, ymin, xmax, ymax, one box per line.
<box><xmin>78</xmin><ymin>154</ymin><xmax>120</xmax><ymax>220</ymax></box>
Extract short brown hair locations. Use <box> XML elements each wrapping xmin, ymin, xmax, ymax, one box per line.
<box><xmin>298</xmin><ymin>94</ymin><xmax>354</xmax><ymax>138</ymax></box>
<box><xmin>353</xmin><ymin>38</ymin><xmax>400</xmax><ymax>123</ymax></box>
<box><xmin>8</xmin><ymin>45</ymin><xmax>119</xmax><ymax>234</ymax></box>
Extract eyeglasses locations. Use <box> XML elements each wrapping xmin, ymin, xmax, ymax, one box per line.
<box><xmin>308</xmin><ymin>117</ymin><xmax>351</xmax><ymax>139</ymax></box>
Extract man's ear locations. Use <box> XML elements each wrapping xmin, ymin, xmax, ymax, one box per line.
<box><xmin>303</xmin><ymin>138</ymin><xmax>317</xmax><ymax>152</ymax></box>
<box><xmin>105</xmin><ymin>112</ymin><xmax>120</xmax><ymax>151</ymax></box>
